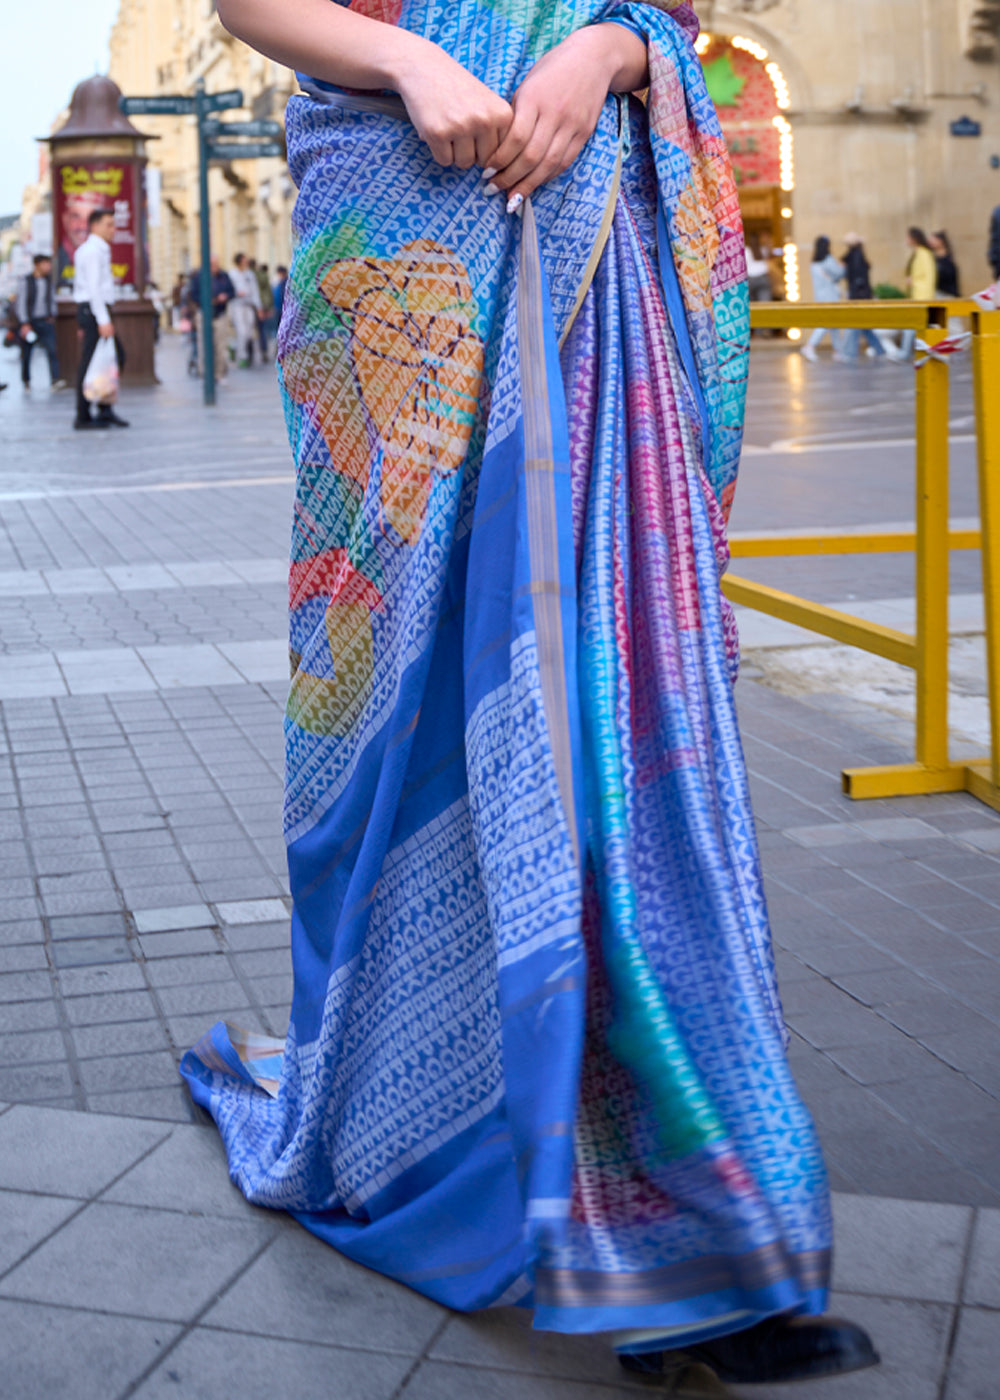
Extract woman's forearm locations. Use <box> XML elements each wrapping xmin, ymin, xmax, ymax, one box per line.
<box><xmin>594</xmin><ymin>23</ymin><xmax>650</xmax><ymax>93</ymax></box>
<box><xmin>215</xmin><ymin>0</ymin><xmax>432</xmax><ymax>91</ymax></box>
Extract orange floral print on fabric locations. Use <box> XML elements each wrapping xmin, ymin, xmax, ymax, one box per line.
<box><xmin>282</xmin><ymin>240</ymin><xmax>485</xmax><ymax>547</ymax></box>
<box><xmin>287</xmin><ymin>601</ymin><xmax>374</xmax><ymax>737</ymax></box>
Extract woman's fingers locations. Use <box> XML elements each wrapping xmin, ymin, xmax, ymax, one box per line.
<box><xmin>492</xmin><ymin>130</ymin><xmax>581</xmax><ymax>201</ymax></box>
<box><xmin>486</xmin><ymin>101</ymin><xmax>541</xmax><ymax>180</ymax></box>
<box><xmin>484</xmin><ymin>99</ymin><xmax>586</xmax><ymax>204</ymax></box>
<box><xmin>398</xmin><ymin>50</ymin><xmax>513</xmax><ymax>169</ymax></box>
<box><xmin>476</xmin><ymin>125</ymin><xmax>509</xmax><ymax>170</ymax></box>
<box><xmin>451</xmin><ymin>134</ymin><xmax>478</xmax><ymax>170</ymax></box>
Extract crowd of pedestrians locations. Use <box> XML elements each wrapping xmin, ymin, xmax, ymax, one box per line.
<box><xmin>175</xmin><ymin>257</ymin><xmax>288</xmax><ymax>382</ymax></box>
<box><xmin>796</xmin><ymin>219</ymin><xmax>980</xmax><ymax>366</ymax></box>
<box><xmin>1</xmin><ymin>235</ymin><xmax>289</xmax><ymax>421</ymax></box>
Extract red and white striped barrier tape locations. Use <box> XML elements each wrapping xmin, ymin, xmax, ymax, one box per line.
<box><xmin>914</xmin><ymin>332</ymin><xmax>972</xmax><ymax>366</ymax></box>
<box><xmin>914</xmin><ymin>285</ymin><xmax>1000</xmax><ymax>366</ymax></box>
<box><xmin>972</xmin><ymin>282</ymin><xmax>1000</xmax><ymax>312</ymax></box>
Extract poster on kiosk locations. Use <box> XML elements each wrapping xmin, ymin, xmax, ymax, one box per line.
<box><xmin>53</xmin><ymin>159</ymin><xmax>140</xmax><ymax>296</ymax></box>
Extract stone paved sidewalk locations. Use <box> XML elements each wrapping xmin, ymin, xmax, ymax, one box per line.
<box><xmin>2</xmin><ymin>338</ymin><xmax>1000</xmax><ymax>1395</ymax></box>
<box><xmin>0</xmin><ymin>1102</ymin><xmax>996</xmax><ymax>1400</ymax></box>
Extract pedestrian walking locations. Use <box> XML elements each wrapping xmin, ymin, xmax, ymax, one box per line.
<box><xmin>252</xmin><ymin>258</ymin><xmax>275</xmax><ymax>359</ymax></box>
<box><xmin>929</xmin><ymin>230</ymin><xmax>961</xmax><ymax>298</ymax></box>
<box><xmin>800</xmin><ymin>236</ymin><xmax>847</xmax><ymax>362</ymax></box>
<box><xmin>272</xmin><ymin>264</ymin><xmax>288</xmax><ymax>324</ymax></box>
<box><xmin>890</xmin><ymin>227</ymin><xmax>937</xmax><ymax>361</ymax></box>
<box><xmin>840</xmin><ymin>233</ymin><xmax>885</xmax><ymax>362</ymax></box>
<box><xmin>745</xmin><ymin>241</ymin><xmax>772</xmax><ymax>301</ymax></box>
<box><xmin>989</xmin><ymin>203</ymin><xmax>1000</xmax><ymax>281</ymax></box>
<box><xmin>16</xmin><ymin>253</ymin><xmax>67</xmax><ymax>390</ymax></box>
<box><xmin>170</xmin><ymin>272</ymin><xmax>188</xmax><ymax>330</ymax></box>
<box><xmin>229</xmin><ymin>252</ymin><xmax>262</xmax><ymax>367</ymax></box>
<box><xmin>180</xmin><ymin>0</ymin><xmax>877</xmax><ymax>1387</ymax></box>
<box><xmin>145</xmin><ymin>280</ymin><xmax>166</xmax><ymax>344</ymax></box>
<box><xmin>72</xmin><ymin>208</ymin><xmax>128</xmax><ymax>430</ymax></box>
<box><xmin>188</xmin><ymin>257</ymin><xmax>235</xmax><ymax>381</ymax></box>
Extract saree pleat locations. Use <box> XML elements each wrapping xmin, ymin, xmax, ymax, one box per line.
<box><xmin>180</xmin><ymin>0</ymin><xmax>833</xmax><ymax>1339</ymax></box>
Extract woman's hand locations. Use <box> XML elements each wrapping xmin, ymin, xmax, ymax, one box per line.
<box><xmin>395</xmin><ymin>38</ymin><xmax>514</xmax><ymax>170</ymax></box>
<box><xmin>215</xmin><ymin>0</ymin><xmax>513</xmax><ymax>168</ymax></box>
<box><xmin>484</xmin><ymin>24</ymin><xmax>648</xmax><ymax>209</ymax></box>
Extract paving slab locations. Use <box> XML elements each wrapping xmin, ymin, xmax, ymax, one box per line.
<box><xmin>964</xmin><ymin>1209</ymin><xmax>1000</xmax><ymax>1309</ymax></box>
<box><xmin>131</xmin><ymin>1327</ymin><xmax>414</xmax><ymax>1400</ymax></box>
<box><xmin>944</xmin><ymin>1307</ymin><xmax>1000</xmax><ymax>1400</ymax></box>
<box><xmin>0</xmin><ymin>1199</ymin><xmax>275</xmax><ymax>1320</ymax></box>
<box><xmin>0</xmin><ymin>1105</ymin><xmax>166</xmax><ymax>1196</ymax></box>
<box><xmin>204</xmin><ymin>1223</ymin><xmax>445</xmax><ymax>1354</ymax></box>
<box><xmin>0</xmin><ymin>1188</ymin><xmax>80</xmax><ymax>1274</ymax></box>
<box><xmin>829</xmin><ymin>1194</ymin><xmax>972</xmax><ymax>1302</ymax></box>
<box><xmin>133</xmin><ymin>904</ymin><xmax>214</xmax><ymax>934</ymax></box>
<box><xmin>430</xmin><ymin>1308</ymin><xmax>640</xmax><ymax>1387</ymax></box>
<box><xmin>0</xmin><ymin>1299</ymin><xmax>182</xmax><ymax>1400</ymax></box>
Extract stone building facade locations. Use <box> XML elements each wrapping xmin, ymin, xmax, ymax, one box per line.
<box><xmin>107</xmin><ymin>0</ymin><xmax>297</xmax><ymax>295</ymax></box>
<box><xmin>695</xmin><ymin>0</ymin><xmax>1000</xmax><ymax>295</ymax></box>
<box><xmin>57</xmin><ymin>0</ymin><xmax>1000</xmax><ymax>300</ymax></box>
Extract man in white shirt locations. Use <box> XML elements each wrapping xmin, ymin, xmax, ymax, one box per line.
<box><xmin>229</xmin><ymin>252</ymin><xmax>262</xmax><ymax>368</ymax></box>
<box><xmin>73</xmin><ymin>207</ymin><xmax>128</xmax><ymax>430</ymax></box>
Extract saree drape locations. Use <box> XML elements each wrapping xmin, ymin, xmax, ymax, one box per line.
<box><xmin>180</xmin><ymin>0</ymin><xmax>833</xmax><ymax>1342</ymax></box>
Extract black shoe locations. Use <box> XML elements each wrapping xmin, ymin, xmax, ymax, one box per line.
<box><xmin>98</xmin><ymin>411</ymin><xmax>130</xmax><ymax>428</ymax></box>
<box><xmin>74</xmin><ymin>417</ymin><xmax>110</xmax><ymax>430</ymax></box>
<box><xmin>619</xmin><ymin>1315</ymin><xmax>880</xmax><ymax>1386</ymax></box>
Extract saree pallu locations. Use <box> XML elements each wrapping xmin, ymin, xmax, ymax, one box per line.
<box><xmin>181</xmin><ymin>0</ymin><xmax>833</xmax><ymax>1341</ymax></box>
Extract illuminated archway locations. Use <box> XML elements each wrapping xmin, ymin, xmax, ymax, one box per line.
<box><xmin>696</xmin><ymin>32</ymin><xmax>799</xmax><ymax>311</ymax></box>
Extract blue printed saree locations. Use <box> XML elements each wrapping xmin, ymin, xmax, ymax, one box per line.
<box><xmin>181</xmin><ymin>0</ymin><xmax>833</xmax><ymax>1344</ymax></box>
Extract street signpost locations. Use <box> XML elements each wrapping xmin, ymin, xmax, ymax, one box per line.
<box><xmin>120</xmin><ymin>81</ymin><xmax>285</xmax><ymax>407</ymax></box>
<box><xmin>119</xmin><ymin>95</ymin><xmax>195</xmax><ymax>117</ymax></box>
<box><xmin>202</xmin><ymin>119</ymin><xmax>283</xmax><ymax>139</ymax></box>
<box><xmin>208</xmin><ymin>142</ymin><xmax>285</xmax><ymax>161</ymax></box>
<box><xmin>204</xmin><ymin>89</ymin><xmax>245</xmax><ymax>112</ymax></box>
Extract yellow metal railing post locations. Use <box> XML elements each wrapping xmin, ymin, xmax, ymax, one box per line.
<box><xmin>964</xmin><ymin>308</ymin><xmax>1000</xmax><ymax>810</ymax></box>
<box><xmin>738</xmin><ymin>300</ymin><xmax>997</xmax><ymax>807</ymax></box>
<box><xmin>913</xmin><ymin>322</ymin><xmax>952</xmax><ymax>773</ymax></box>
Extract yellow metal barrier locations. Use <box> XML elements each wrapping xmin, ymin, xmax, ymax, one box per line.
<box><xmin>725</xmin><ymin>300</ymin><xmax>1000</xmax><ymax>811</ymax></box>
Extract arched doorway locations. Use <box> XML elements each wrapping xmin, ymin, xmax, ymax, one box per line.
<box><xmin>696</xmin><ymin>32</ymin><xmax>799</xmax><ymax>305</ymax></box>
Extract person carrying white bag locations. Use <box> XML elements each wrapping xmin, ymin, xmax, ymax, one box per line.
<box><xmin>82</xmin><ymin>338</ymin><xmax>120</xmax><ymax>409</ymax></box>
<box><xmin>72</xmin><ymin>208</ymin><xmax>129</xmax><ymax>431</ymax></box>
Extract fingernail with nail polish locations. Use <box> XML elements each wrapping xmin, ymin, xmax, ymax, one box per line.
<box><xmin>482</xmin><ymin>167</ymin><xmax>498</xmax><ymax>181</ymax></box>
<box><xmin>506</xmin><ymin>193</ymin><xmax>523</xmax><ymax>215</ymax></box>
<box><xmin>483</xmin><ymin>182</ymin><xmax>500</xmax><ymax>197</ymax></box>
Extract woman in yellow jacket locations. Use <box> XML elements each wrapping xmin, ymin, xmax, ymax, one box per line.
<box><xmin>892</xmin><ymin>227</ymin><xmax>937</xmax><ymax>360</ymax></box>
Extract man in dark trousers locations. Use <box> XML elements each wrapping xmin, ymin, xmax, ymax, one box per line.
<box><xmin>187</xmin><ymin>257</ymin><xmax>235</xmax><ymax>382</ymax></box>
<box><xmin>990</xmin><ymin>204</ymin><xmax>1000</xmax><ymax>282</ymax></box>
<box><xmin>17</xmin><ymin>254</ymin><xmax>66</xmax><ymax>391</ymax></box>
<box><xmin>72</xmin><ymin>208</ymin><xmax>127</xmax><ymax>430</ymax></box>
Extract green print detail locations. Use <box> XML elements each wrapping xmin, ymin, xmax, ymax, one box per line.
<box><xmin>479</xmin><ymin>0</ymin><xmax>582</xmax><ymax>56</ymax></box>
<box><xmin>702</xmin><ymin>51</ymin><xmax>746</xmax><ymax>109</ymax></box>
<box><xmin>291</xmin><ymin>214</ymin><xmax>371</xmax><ymax>335</ymax></box>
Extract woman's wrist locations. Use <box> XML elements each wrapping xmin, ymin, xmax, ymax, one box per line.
<box><xmin>564</xmin><ymin>22</ymin><xmax>649</xmax><ymax>94</ymax></box>
<box><xmin>379</xmin><ymin>29</ymin><xmax>444</xmax><ymax>93</ymax></box>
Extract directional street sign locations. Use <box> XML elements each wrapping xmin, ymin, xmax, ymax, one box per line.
<box><xmin>120</xmin><ymin>95</ymin><xmax>195</xmax><ymax>116</ymax></box>
<box><xmin>202</xmin><ymin>119</ymin><xmax>282</xmax><ymax>139</ymax></box>
<box><xmin>204</xmin><ymin>88</ymin><xmax>244</xmax><ymax>112</ymax></box>
<box><xmin>208</xmin><ymin>141</ymin><xmax>285</xmax><ymax>161</ymax></box>
<box><xmin>119</xmin><ymin>80</ymin><xmax>279</xmax><ymax>407</ymax></box>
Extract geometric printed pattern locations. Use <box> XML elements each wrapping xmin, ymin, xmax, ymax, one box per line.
<box><xmin>467</xmin><ymin>634</ymin><xmax>581</xmax><ymax>968</ymax></box>
<box><xmin>181</xmin><ymin>0</ymin><xmax>831</xmax><ymax>1343</ymax></box>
